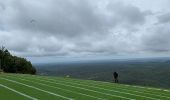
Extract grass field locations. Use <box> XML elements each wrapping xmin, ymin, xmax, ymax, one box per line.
<box><xmin>0</xmin><ymin>74</ymin><xmax>170</xmax><ymax>100</ymax></box>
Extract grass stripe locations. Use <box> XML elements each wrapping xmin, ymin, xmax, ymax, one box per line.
<box><xmin>9</xmin><ymin>76</ymin><xmax>106</xmax><ymax>100</ymax></box>
<box><xmin>0</xmin><ymin>77</ymin><xmax>74</xmax><ymax>100</ymax></box>
<box><xmin>13</xmin><ymin>75</ymin><xmax>135</xmax><ymax>100</ymax></box>
<box><xmin>24</xmin><ymin>74</ymin><xmax>170</xmax><ymax>99</ymax></box>
<box><xmin>36</xmin><ymin>75</ymin><xmax>170</xmax><ymax>97</ymax></box>
<box><xmin>49</xmin><ymin>76</ymin><xmax>170</xmax><ymax>99</ymax></box>
<box><xmin>0</xmin><ymin>77</ymin><xmax>67</xmax><ymax>100</ymax></box>
<box><xmin>2</xmin><ymin>73</ymin><xmax>170</xmax><ymax>100</ymax></box>
<box><xmin>63</xmin><ymin>76</ymin><xmax>170</xmax><ymax>94</ymax></box>
<box><xmin>0</xmin><ymin>84</ymin><xmax>38</xmax><ymax>100</ymax></box>
<box><xmin>124</xmin><ymin>84</ymin><xmax>170</xmax><ymax>92</ymax></box>
<box><xmin>3</xmin><ymin>75</ymin><xmax>109</xmax><ymax>100</ymax></box>
<box><xmin>85</xmin><ymin>81</ymin><xmax>170</xmax><ymax>99</ymax></box>
<box><xmin>53</xmin><ymin>79</ymin><xmax>161</xmax><ymax>100</ymax></box>
<box><xmin>4</xmin><ymin>75</ymin><xmax>110</xmax><ymax>100</ymax></box>
<box><xmin>32</xmin><ymin>76</ymin><xmax>161</xmax><ymax>100</ymax></box>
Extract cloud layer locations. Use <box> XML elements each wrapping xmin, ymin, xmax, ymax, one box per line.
<box><xmin>0</xmin><ymin>0</ymin><xmax>170</xmax><ymax>58</ymax></box>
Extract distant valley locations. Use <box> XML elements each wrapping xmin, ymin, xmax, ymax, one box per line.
<box><xmin>34</xmin><ymin>57</ymin><xmax>170</xmax><ymax>89</ymax></box>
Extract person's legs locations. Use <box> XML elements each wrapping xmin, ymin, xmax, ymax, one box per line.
<box><xmin>115</xmin><ymin>78</ymin><xmax>118</xmax><ymax>83</ymax></box>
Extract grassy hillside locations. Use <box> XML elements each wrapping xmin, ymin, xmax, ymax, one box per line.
<box><xmin>0</xmin><ymin>74</ymin><xmax>170</xmax><ymax>100</ymax></box>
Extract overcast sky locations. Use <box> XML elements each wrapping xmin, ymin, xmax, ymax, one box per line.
<box><xmin>1</xmin><ymin>0</ymin><xmax>170</xmax><ymax>63</ymax></box>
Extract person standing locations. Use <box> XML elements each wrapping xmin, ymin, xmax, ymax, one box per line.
<box><xmin>113</xmin><ymin>72</ymin><xmax>118</xmax><ymax>83</ymax></box>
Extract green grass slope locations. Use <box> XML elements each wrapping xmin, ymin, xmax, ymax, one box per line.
<box><xmin>0</xmin><ymin>74</ymin><xmax>170</xmax><ymax>100</ymax></box>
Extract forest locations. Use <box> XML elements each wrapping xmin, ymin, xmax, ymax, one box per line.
<box><xmin>0</xmin><ymin>46</ymin><xmax>36</xmax><ymax>74</ymax></box>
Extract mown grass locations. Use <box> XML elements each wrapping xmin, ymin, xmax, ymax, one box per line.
<box><xmin>0</xmin><ymin>73</ymin><xmax>170</xmax><ymax>100</ymax></box>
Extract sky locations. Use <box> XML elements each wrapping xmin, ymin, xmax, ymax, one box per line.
<box><xmin>0</xmin><ymin>0</ymin><xmax>170</xmax><ymax>63</ymax></box>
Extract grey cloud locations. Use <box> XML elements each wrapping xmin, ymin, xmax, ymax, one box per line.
<box><xmin>1</xmin><ymin>0</ymin><xmax>165</xmax><ymax>58</ymax></box>
<box><xmin>142</xmin><ymin>22</ymin><xmax>170</xmax><ymax>52</ymax></box>
<box><xmin>3</xmin><ymin>0</ymin><xmax>148</xmax><ymax>37</ymax></box>
<box><xmin>6</xmin><ymin>0</ymin><xmax>109</xmax><ymax>37</ymax></box>
<box><xmin>141</xmin><ymin>12</ymin><xmax>170</xmax><ymax>53</ymax></box>
<box><xmin>107</xmin><ymin>2</ymin><xmax>148</xmax><ymax>25</ymax></box>
<box><xmin>106</xmin><ymin>2</ymin><xmax>150</xmax><ymax>33</ymax></box>
<box><xmin>158</xmin><ymin>12</ymin><xmax>170</xmax><ymax>23</ymax></box>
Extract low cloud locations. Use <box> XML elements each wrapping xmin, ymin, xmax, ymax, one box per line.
<box><xmin>0</xmin><ymin>0</ymin><xmax>170</xmax><ymax>58</ymax></box>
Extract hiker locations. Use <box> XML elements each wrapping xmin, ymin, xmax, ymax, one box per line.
<box><xmin>113</xmin><ymin>72</ymin><xmax>118</xmax><ymax>83</ymax></box>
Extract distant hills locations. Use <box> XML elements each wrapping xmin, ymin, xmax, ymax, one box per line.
<box><xmin>35</xmin><ymin>57</ymin><xmax>170</xmax><ymax>89</ymax></box>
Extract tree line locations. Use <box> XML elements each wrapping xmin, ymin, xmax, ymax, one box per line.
<box><xmin>0</xmin><ymin>46</ymin><xmax>36</xmax><ymax>74</ymax></box>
